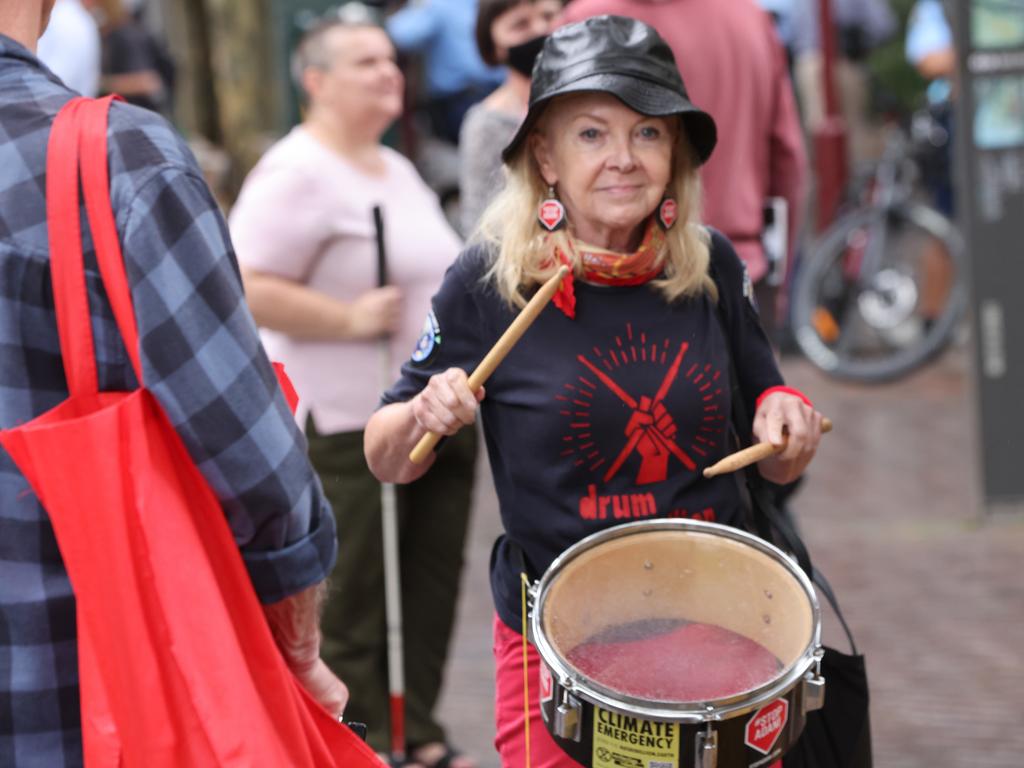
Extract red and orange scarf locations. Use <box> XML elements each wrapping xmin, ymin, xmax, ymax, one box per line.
<box><xmin>547</xmin><ymin>218</ymin><xmax>667</xmax><ymax>319</ymax></box>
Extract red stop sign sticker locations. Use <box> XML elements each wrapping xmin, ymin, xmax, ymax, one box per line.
<box><xmin>745</xmin><ymin>698</ymin><xmax>789</xmax><ymax>755</ymax></box>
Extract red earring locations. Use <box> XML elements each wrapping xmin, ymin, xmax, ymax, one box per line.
<box><xmin>657</xmin><ymin>196</ymin><xmax>678</xmax><ymax>231</ymax></box>
<box><xmin>537</xmin><ymin>186</ymin><xmax>566</xmax><ymax>232</ymax></box>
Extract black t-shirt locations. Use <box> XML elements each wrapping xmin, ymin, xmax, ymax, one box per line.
<box><xmin>383</xmin><ymin>230</ymin><xmax>783</xmax><ymax>630</ymax></box>
<box><xmin>102</xmin><ymin>20</ymin><xmax>174</xmax><ymax>114</ymax></box>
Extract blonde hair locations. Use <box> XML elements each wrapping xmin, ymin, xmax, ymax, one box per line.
<box><xmin>475</xmin><ymin>116</ymin><xmax>716</xmax><ymax>308</ymax></box>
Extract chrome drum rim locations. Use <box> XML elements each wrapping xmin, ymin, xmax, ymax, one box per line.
<box><xmin>530</xmin><ymin>519</ymin><xmax>822</xmax><ymax>724</ymax></box>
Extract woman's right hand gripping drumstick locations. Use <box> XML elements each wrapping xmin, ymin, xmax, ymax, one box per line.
<box><xmin>365</xmin><ymin>368</ymin><xmax>484</xmax><ymax>484</ymax></box>
<box><xmin>412</xmin><ymin>368</ymin><xmax>485</xmax><ymax>439</ymax></box>
<box><xmin>367</xmin><ymin>265</ymin><xmax>566</xmax><ymax>482</ymax></box>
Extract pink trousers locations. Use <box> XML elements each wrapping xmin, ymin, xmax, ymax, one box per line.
<box><xmin>493</xmin><ymin>615</ymin><xmax>585</xmax><ymax>768</ymax></box>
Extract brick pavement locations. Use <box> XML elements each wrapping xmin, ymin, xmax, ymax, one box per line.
<box><xmin>434</xmin><ymin>348</ymin><xmax>1024</xmax><ymax>768</ymax></box>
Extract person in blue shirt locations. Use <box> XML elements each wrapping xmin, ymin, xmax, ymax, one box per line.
<box><xmin>906</xmin><ymin>0</ymin><xmax>954</xmax><ymax>107</ymax></box>
<box><xmin>759</xmin><ymin>0</ymin><xmax>798</xmax><ymax>56</ymax></box>
<box><xmin>387</xmin><ymin>0</ymin><xmax>506</xmax><ymax>143</ymax></box>
<box><xmin>906</xmin><ymin>0</ymin><xmax>956</xmax><ymax>324</ymax></box>
<box><xmin>791</xmin><ymin>0</ymin><xmax>896</xmax><ymax>60</ymax></box>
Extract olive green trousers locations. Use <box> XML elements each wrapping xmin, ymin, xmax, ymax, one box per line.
<box><xmin>307</xmin><ymin>420</ymin><xmax>478</xmax><ymax>753</ymax></box>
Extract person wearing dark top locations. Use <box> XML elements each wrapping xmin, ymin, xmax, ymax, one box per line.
<box><xmin>98</xmin><ymin>0</ymin><xmax>174</xmax><ymax>115</ymax></box>
<box><xmin>364</xmin><ymin>16</ymin><xmax>824</xmax><ymax>767</ymax></box>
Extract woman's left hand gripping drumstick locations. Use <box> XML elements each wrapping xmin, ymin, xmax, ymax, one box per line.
<box><xmin>703</xmin><ymin>390</ymin><xmax>826</xmax><ymax>484</ymax></box>
<box><xmin>750</xmin><ymin>391</ymin><xmax>825</xmax><ymax>485</ymax></box>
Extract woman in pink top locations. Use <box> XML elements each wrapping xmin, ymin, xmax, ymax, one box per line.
<box><xmin>229</xmin><ymin>14</ymin><xmax>478</xmax><ymax>768</ymax></box>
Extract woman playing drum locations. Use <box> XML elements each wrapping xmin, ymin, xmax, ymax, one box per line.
<box><xmin>365</xmin><ymin>15</ymin><xmax>824</xmax><ymax>767</ymax></box>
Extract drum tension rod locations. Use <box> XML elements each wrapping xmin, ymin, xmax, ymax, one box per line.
<box><xmin>695</xmin><ymin>719</ymin><xmax>718</xmax><ymax>768</ymax></box>
<box><xmin>553</xmin><ymin>687</ymin><xmax>582</xmax><ymax>742</ymax></box>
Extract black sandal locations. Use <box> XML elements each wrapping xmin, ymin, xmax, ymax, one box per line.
<box><xmin>407</xmin><ymin>743</ymin><xmax>472</xmax><ymax>768</ymax></box>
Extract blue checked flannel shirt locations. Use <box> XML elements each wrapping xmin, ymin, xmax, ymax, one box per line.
<box><xmin>0</xmin><ymin>36</ymin><xmax>338</xmax><ymax>767</ymax></box>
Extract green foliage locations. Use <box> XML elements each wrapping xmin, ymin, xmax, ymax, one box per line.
<box><xmin>866</xmin><ymin>0</ymin><xmax>929</xmax><ymax>117</ymax></box>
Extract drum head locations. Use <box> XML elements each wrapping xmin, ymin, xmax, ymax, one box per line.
<box><xmin>538</xmin><ymin>523</ymin><xmax>815</xmax><ymax>706</ymax></box>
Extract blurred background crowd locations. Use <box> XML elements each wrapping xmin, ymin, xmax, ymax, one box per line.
<box><xmin>35</xmin><ymin>0</ymin><xmax>940</xmax><ymax>238</ymax></box>
<box><xmin>35</xmin><ymin>0</ymin><xmax>969</xmax><ymax>363</ymax></box>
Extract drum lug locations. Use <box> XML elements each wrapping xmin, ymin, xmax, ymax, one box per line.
<box><xmin>695</xmin><ymin>722</ymin><xmax>718</xmax><ymax>768</ymax></box>
<box><xmin>553</xmin><ymin>689</ymin><xmax>582</xmax><ymax>742</ymax></box>
<box><xmin>803</xmin><ymin>672</ymin><xmax>826</xmax><ymax>712</ymax></box>
<box><xmin>525</xmin><ymin>581</ymin><xmax>540</xmax><ymax>642</ymax></box>
<box><xmin>525</xmin><ymin>580</ymin><xmax>539</xmax><ymax>611</ymax></box>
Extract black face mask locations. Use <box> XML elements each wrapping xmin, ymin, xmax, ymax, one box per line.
<box><xmin>506</xmin><ymin>34</ymin><xmax>547</xmax><ymax>77</ymax></box>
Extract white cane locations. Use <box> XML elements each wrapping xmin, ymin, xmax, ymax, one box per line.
<box><xmin>373</xmin><ymin>205</ymin><xmax>406</xmax><ymax>766</ymax></box>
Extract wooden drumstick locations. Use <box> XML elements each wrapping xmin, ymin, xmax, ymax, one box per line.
<box><xmin>408</xmin><ymin>265</ymin><xmax>570</xmax><ymax>464</ymax></box>
<box><xmin>702</xmin><ymin>417</ymin><xmax>833</xmax><ymax>478</ymax></box>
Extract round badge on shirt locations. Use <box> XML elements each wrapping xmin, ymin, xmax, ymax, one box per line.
<box><xmin>411</xmin><ymin>310</ymin><xmax>442</xmax><ymax>366</ymax></box>
<box><xmin>742</xmin><ymin>263</ymin><xmax>756</xmax><ymax>308</ymax></box>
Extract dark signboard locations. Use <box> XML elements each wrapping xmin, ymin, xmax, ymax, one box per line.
<box><xmin>954</xmin><ymin>0</ymin><xmax>1024</xmax><ymax>508</ymax></box>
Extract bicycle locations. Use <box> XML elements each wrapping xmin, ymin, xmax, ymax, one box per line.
<box><xmin>791</xmin><ymin>110</ymin><xmax>968</xmax><ymax>383</ymax></box>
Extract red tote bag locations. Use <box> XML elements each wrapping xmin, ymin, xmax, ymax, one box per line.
<box><xmin>0</xmin><ymin>96</ymin><xmax>381</xmax><ymax>767</ymax></box>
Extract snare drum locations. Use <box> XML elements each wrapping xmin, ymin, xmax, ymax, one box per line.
<box><xmin>528</xmin><ymin>519</ymin><xmax>824</xmax><ymax>768</ymax></box>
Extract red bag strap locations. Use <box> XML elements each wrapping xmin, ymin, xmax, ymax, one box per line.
<box><xmin>45</xmin><ymin>95</ymin><xmax>143</xmax><ymax>395</ymax></box>
<box><xmin>47</xmin><ymin>97</ymin><xmax>98</xmax><ymax>396</ymax></box>
<box><xmin>78</xmin><ymin>96</ymin><xmax>143</xmax><ymax>383</ymax></box>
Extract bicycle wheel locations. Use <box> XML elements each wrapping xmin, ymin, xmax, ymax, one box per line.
<box><xmin>792</xmin><ymin>202</ymin><xmax>967</xmax><ymax>383</ymax></box>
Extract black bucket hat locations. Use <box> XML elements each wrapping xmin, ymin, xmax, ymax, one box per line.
<box><xmin>501</xmin><ymin>15</ymin><xmax>718</xmax><ymax>165</ymax></box>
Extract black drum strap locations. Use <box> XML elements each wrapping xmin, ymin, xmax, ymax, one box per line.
<box><xmin>504</xmin><ymin>536</ymin><xmax>536</xmax><ymax>582</ymax></box>
<box><xmin>709</xmin><ymin>259</ymin><xmax>858</xmax><ymax>655</ymax></box>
